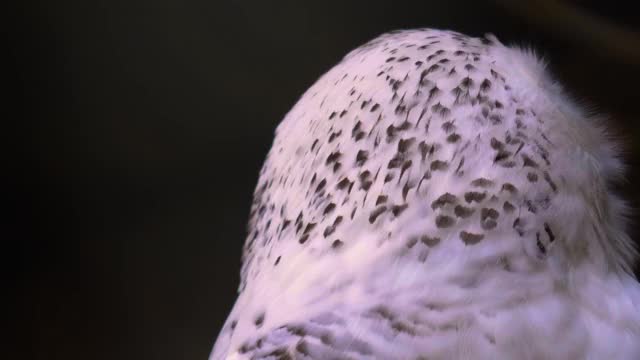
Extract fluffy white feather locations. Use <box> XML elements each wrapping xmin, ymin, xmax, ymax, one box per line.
<box><xmin>210</xmin><ymin>29</ymin><xmax>640</xmax><ymax>360</ymax></box>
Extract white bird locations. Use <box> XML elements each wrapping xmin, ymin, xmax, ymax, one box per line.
<box><xmin>210</xmin><ymin>29</ymin><xmax>640</xmax><ymax>359</ymax></box>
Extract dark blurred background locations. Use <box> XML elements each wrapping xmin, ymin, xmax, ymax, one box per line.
<box><xmin>10</xmin><ymin>1</ymin><xmax>640</xmax><ymax>359</ymax></box>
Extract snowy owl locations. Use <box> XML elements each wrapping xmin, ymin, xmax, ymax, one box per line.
<box><xmin>210</xmin><ymin>29</ymin><xmax>640</xmax><ymax>359</ymax></box>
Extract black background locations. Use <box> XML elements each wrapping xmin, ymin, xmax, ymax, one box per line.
<box><xmin>11</xmin><ymin>1</ymin><xmax>640</xmax><ymax>359</ymax></box>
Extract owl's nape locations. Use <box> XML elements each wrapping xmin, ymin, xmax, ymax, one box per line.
<box><xmin>211</xmin><ymin>29</ymin><xmax>640</xmax><ymax>359</ymax></box>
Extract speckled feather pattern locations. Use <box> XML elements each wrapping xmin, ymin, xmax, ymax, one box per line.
<box><xmin>210</xmin><ymin>29</ymin><xmax>640</xmax><ymax>360</ymax></box>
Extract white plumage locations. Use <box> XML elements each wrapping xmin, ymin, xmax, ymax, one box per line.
<box><xmin>210</xmin><ymin>29</ymin><xmax>640</xmax><ymax>359</ymax></box>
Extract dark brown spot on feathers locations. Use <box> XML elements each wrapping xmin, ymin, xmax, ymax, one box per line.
<box><xmin>430</xmin><ymin>160</ymin><xmax>448</xmax><ymax>171</ymax></box>
<box><xmin>419</xmin><ymin>141</ymin><xmax>429</xmax><ymax>161</ymax></box>
<box><xmin>282</xmin><ymin>219</ymin><xmax>291</xmax><ymax>231</ymax></box>
<box><xmin>355</xmin><ymin>150</ymin><xmax>369</xmax><ymax>166</ymax></box>
<box><xmin>421</xmin><ymin>235</ymin><xmax>441</xmax><ymax>247</ymax></box>
<box><xmin>315</xmin><ymin>179</ymin><xmax>327</xmax><ymax>193</ymax></box>
<box><xmin>471</xmin><ymin>178</ymin><xmax>494</xmax><ymax>188</ymax></box>
<box><xmin>441</xmin><ymin>121</ymin><xmax>455</xmax><ymax>132</ymax></box>
<box><xmin>481</xmin><ymin>208</ymin><xmax>499</xmax><ymax>220</ymax></box>
<box><xmin>328</xmin><ymin>130</ymin><xmax>342</xmax><ymax>143</ymax></box>
<box><xmin>386</xmin><ymin>125</ymin><xmax>397</xmax><ymax>140</ymax></box>
<box><xmin>447</xmin><ymin>133</ymin><xmax>461</xmax><ymax>143</ymax></box>
<box><xmin>464</xmin><ymin>191</ymin><xmax>487</xmax><ymax>203</ymax></box>
<box><xmin>544</xmin><ymin>172</ymin><xmax>558</xmax><ymax>192</ymax></box>
<box><xmin>397</xmin><ymin>120</ymin><xmax>411</xmax><ymax>131</ymax></box>
<box><xmin>427</xmin><ymin>86</ymin><xmax>440</xmax><ymax>102</ymax></box>
<box><xmin>369</xmin><ymin>206</ymin><xmax>387</xmax><ymax>223</ymax></box>
<box><xmin>544</xmin><ymin>223</ymin><xmax>556</xmax><ymax>242</ymax></box>
<box><xmin>435</xmin><ymin>215</ymin><xmax>455</xmax><ymax>228</ymax></box>
<box><xmin>326</xmin><ymin>152</ymin><xmax>341</xmax><ymax>165</ymax></box>
<box><xmin>454</xmin><ymin>205</ymin><xmax>475</xmax><ymax>218</ymax></box>
<box><xmin>460</xmin><ymin>231</ymin><xmax>484</xmax><ymax>245</ymax></box>
<box><xmin>480</xmin><ymin>79</ymin><xmax>491</xmax><ymax>91</ymax></box>
<box><xmin>482</xmin><ymin>219</ymin><xmax>497</xmax><ymax>230</ymax></box>
<box><xmin>494</xmin><ymin>150</ymin><xmax>511</xmax><ymax>163</ymax></box>
<box><xmin>431</xmin><ymin>103</ymin><xmax>450</xmax><ymax>117</ymax></box>
<box><xmin>501</xmin><ymin>183</ymin><xmax>517</xmax><ymax>193</ymax></box>
<box><xmin>323</xmin><ymin>203</ymin><xmax>336</xmax><ymax>215</ymax></box>
<box><xmin>536</xmin><ymin>233</ymin><xmax>546</xmax><ymax>255</ymax></box>
<box><xmin>503</xmin><ymin>201</ymin><xmax>515</xmax><ymax>213</ymax></box>
<box><xmin>352</xmin><ymin>121</ymin><xmax>362</xmax><ymax>137</ymax></box>
<box><xmin>489</xmin><ymin>114</ymin><xmax>502</xmax><ymax>124</ymax></box>
<box><xmin>401</xmin><ymin>160</ymin><xmax>412</xmax><ymax>175</ymax></box>
<box><xmin>337</xmin><ymin>177</ymin><xmax>351</xmax><ymax>190</ymax></box>
<box><xmin>522</xmin><ymin>154</ymin><xmax>539</xmax><ymax>168</ymax></box>
<box><xmin>398</xmin><ymin>137</ymin><xmax>416</xmax><ymax>153</ymax></box>
<box><xmin>254</xmin><ymin>313</ymin><xmax>265</xmax><ymax>327</ymax></box>
<box><xmin>526</xmin><ymin>200</ymin><xmax>537</xmax><ymax>214</ymax></box>
<box><xmin>431</xmin><ymin>193</ymin><xmax>458</xmax><ymax>209</ymax></box>
<box><xmin>303</xmin><ymin>222</ymin><xmax>316</xmax><ymax>234</ymax></box>
<box><xmin>460</xmin><ymin>77</ymin><xmax>473</xmax><ymax>88</ymax></box>
<box><xmin>323</xmin><ymin>225</ymin><xmax>335</xmax><ymax>238</ymax></box>
<box><xmin>402</xmin><ymin>181</ymin><xmax>415</xmax><ymax>201</ymax></box>
<box><xmin>490</xmin><ymin>137</ymin><xmax>504</xmax><ymax>150</ymax></box>
<box><xmin>480</xmin><ymin>208</ymin><xmax>499</xmax><ymax>230</ymax></box>
<box><xmin>513</xmin><ymin>218</ymin><xmax>524</xmax><ymax>236</ymax></box>
<box><xmin>388</xmin><ymin>155</ymin><xmax>403</xmax><ymax>169</ymax></box>
<box><xmin>296</xmin><ymin>340</ymin><xmax>310</xmax><ymax>356</ymax></box>
<box><xmin>425</xmin><ymin>64</ymin><xmax>440</xmax><ymax>74</ymax></box>
<box><xmin>392</xmin><ymin>204</ymin><xmax>409</xmax><ymax>216</ymax></box>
